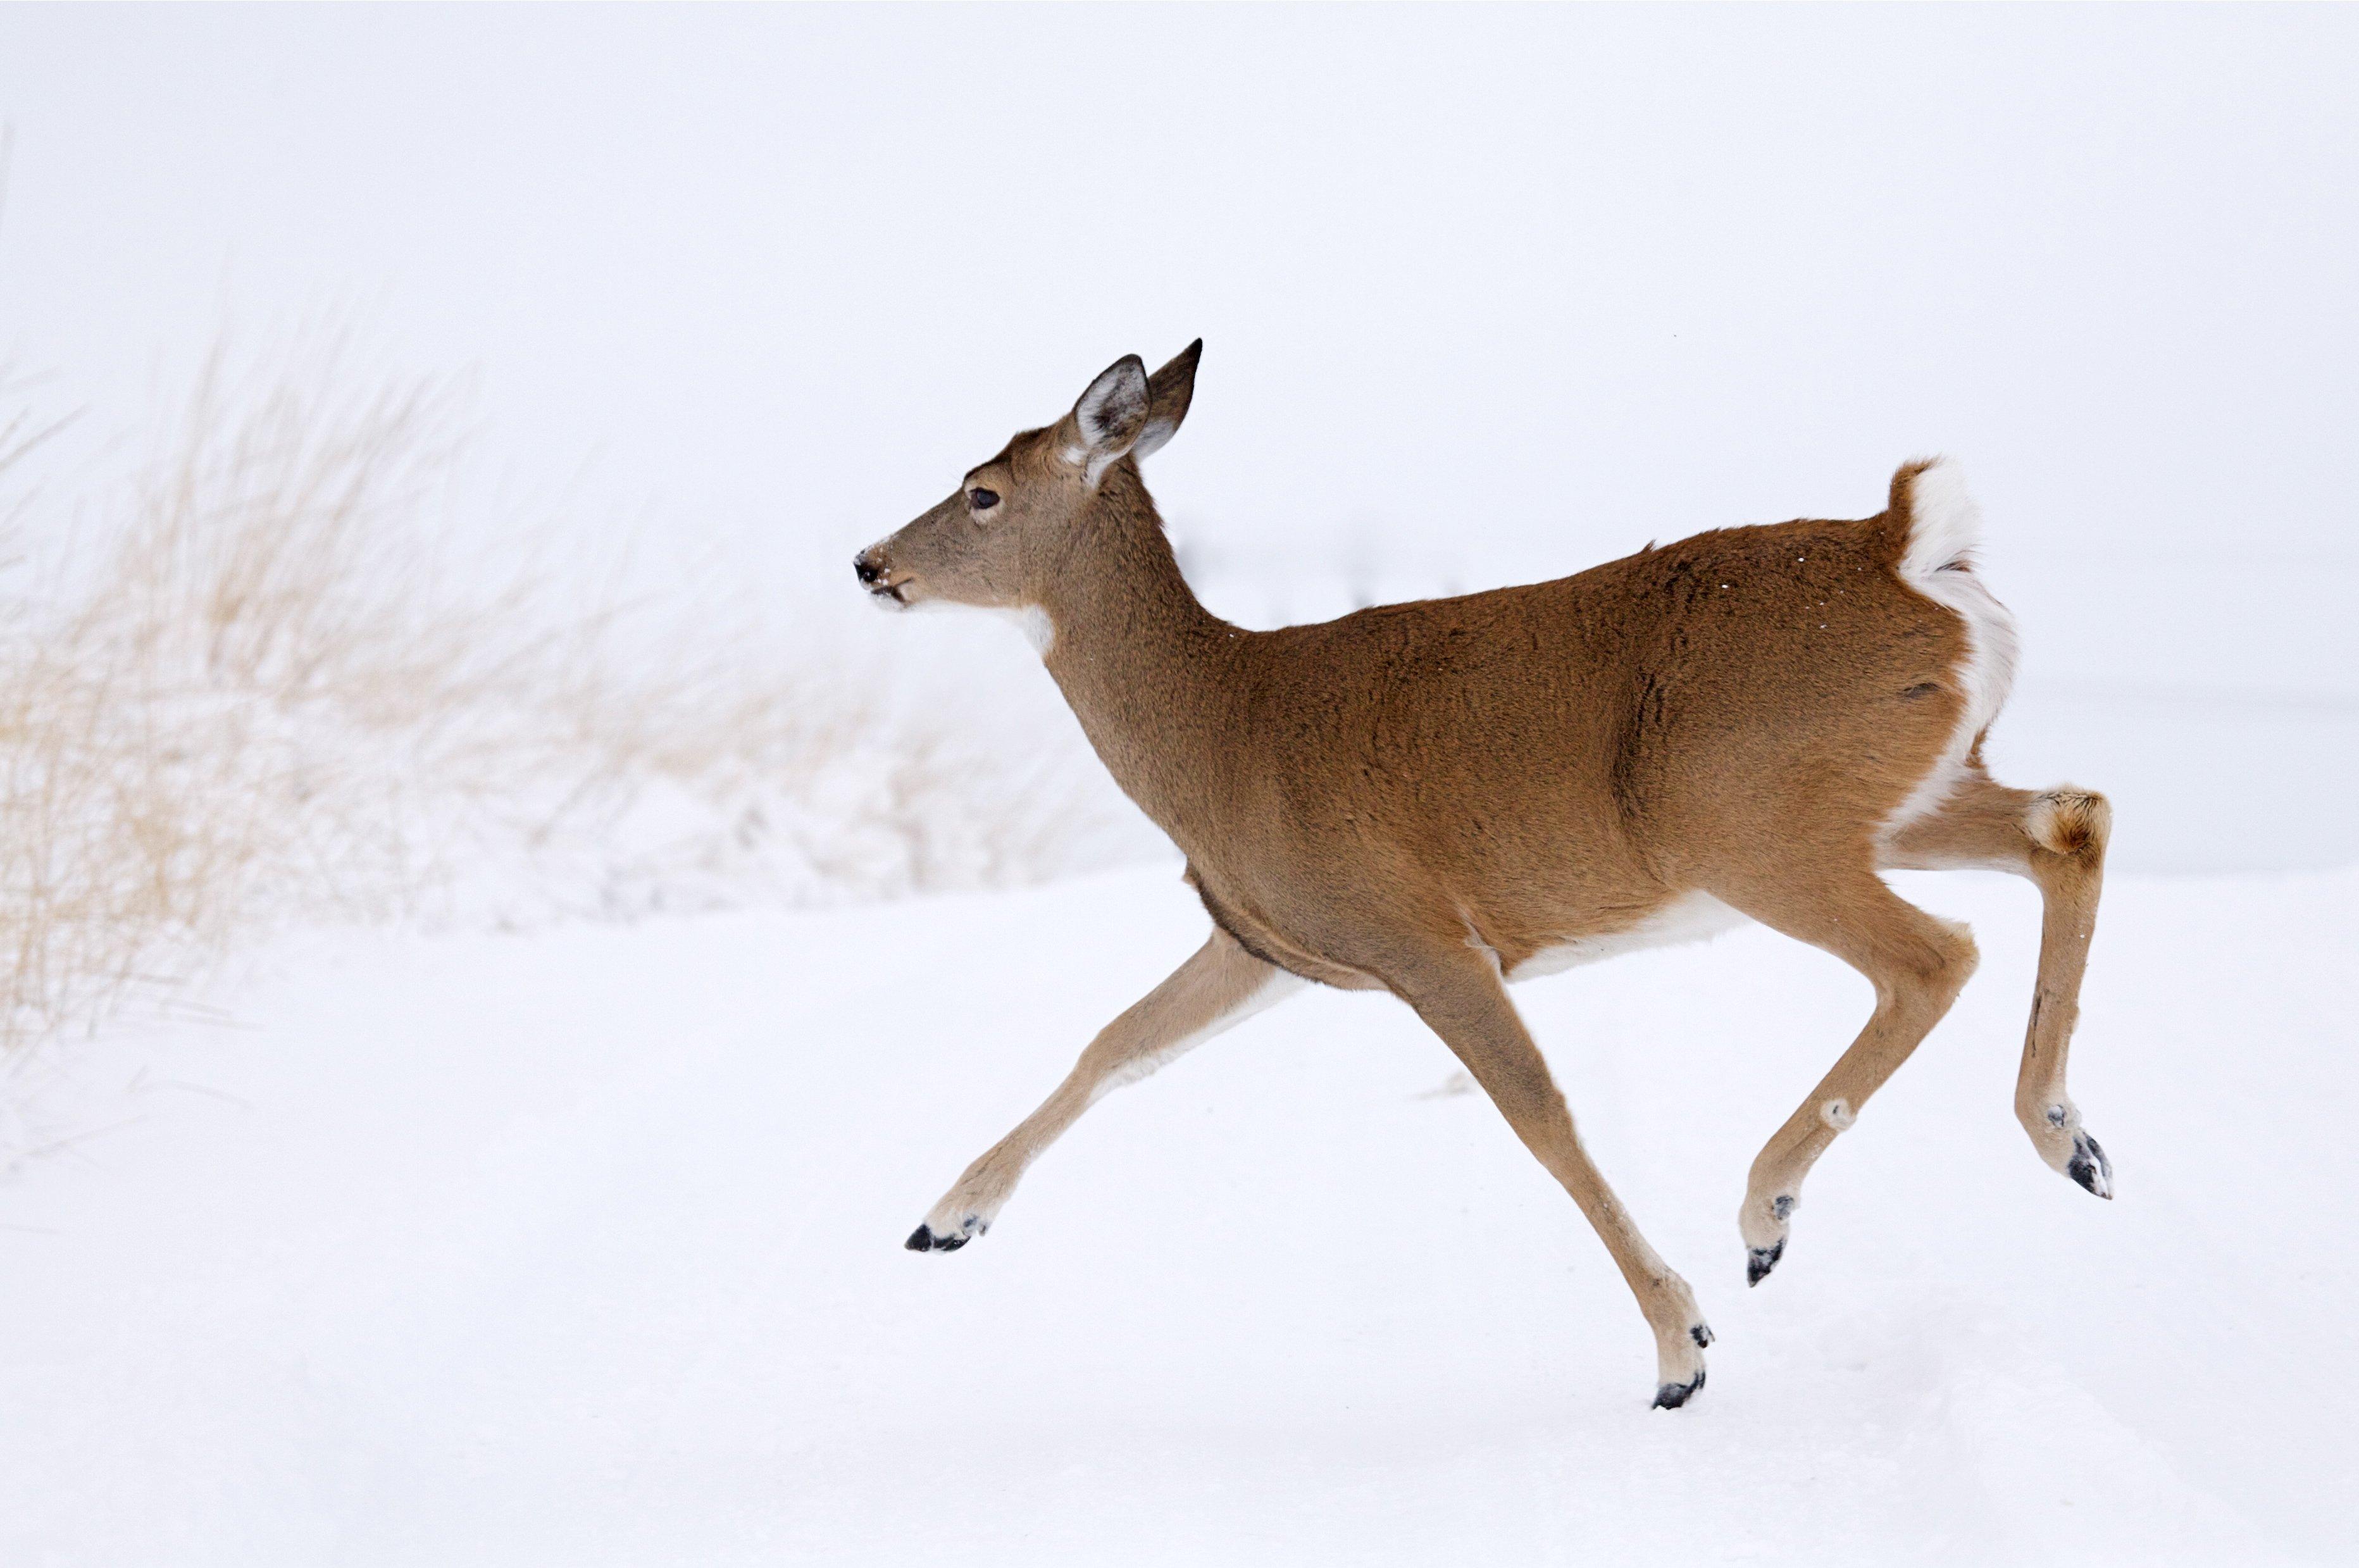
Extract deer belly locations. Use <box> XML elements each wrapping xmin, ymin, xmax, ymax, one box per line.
<box><xmin>1506</xmin><ymin>892</ymin><xmax>1750</xmax><ymax>981</ymax></box>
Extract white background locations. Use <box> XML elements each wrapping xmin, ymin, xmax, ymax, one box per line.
<box><xmin>6</xmin><ymin>6</ymin><xmax>2354</xmax><ymax>680</ymax></box>
<box><xmin>8</xmin><ymin>6</ymin><xmax>2353</xmax><ymax>869</ymax></box>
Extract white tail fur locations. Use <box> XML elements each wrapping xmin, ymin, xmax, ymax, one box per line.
<box><xmin>1885</xmin><ymin>458</ymin><xmax>2022</xmax><ymax>835</ymax></box>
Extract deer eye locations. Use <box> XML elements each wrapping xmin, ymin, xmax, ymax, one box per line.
<box><xmin>967</xmin><ymin>487</ymin><xmax>1000</xmax><ymax>511</ymax></box>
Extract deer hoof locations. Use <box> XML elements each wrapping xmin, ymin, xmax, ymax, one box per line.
<box><xmin>904</xmin><ymin>1217</ymin><xmax>984</xmax><ymax>1252</ymax></box>
<box><xmin>2065</xmin><ymin>1132</ymin><xmax>2114</xmax><ymax>1200</ymax></box>
<box><xmin>1652</xmin><ymin>1367</ymin><xmax>1707</xmax><ymax>1410</ymax></box>
<box><xmin>1746</xmin><ymin>1238</ymin><xmax>1784</xmax><ymax>1286</ymax></box>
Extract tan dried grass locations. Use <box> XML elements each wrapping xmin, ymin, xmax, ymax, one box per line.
<box><xmin>0</xmin><ymin>337</ymin><xmax>1124</xmax><ymax>1097</ymax></box>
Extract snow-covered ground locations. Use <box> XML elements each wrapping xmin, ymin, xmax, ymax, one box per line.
<box><xmin>4</xmin><ymin>860</ymin><xmax>2351</xmax><ymax>1565</ymax></box>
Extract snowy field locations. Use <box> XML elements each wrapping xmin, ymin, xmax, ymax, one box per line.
<box><xmin>4</xmin><ymin>861</ymin><xmax>2354</xmax><ymax>1565</ymax></box>
<box><xmin>4</xmin><ymin>8</ymin><xmax>2357</xmax><ymax>1565</ymax></box>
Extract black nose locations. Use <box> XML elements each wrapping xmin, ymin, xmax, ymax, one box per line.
<box><xmin>854</xmin><ymin>551</ymin><xmax>883</xmax><ymax>585</ymax></box>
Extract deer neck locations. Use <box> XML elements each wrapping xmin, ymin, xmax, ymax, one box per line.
<box><xmin>1031</xmin><ymin>478</ymin><xmax>1243</xmax><ymax>837</ymax></box>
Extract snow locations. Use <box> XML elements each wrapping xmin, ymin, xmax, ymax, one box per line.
<box><xmin>5</xmin><ymin>861</ymin><xmax>2353</xmax><ymax>1564</ymax></box>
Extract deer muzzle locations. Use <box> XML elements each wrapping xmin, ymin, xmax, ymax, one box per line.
<box><xmin>854</xmin><ymin>545</ymin><xmax>914</xmax><ymax>607</ymax></box>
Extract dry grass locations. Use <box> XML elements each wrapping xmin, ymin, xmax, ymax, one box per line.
<box><xmin>1</xmin><ymin>342</ymin><xmax>527</xmax><ymax>1061</ymax></box>
<box><xmin>0</xmin><ymin>339</ymin><xmax>1131</xmax><ymax>1126</ymax></box>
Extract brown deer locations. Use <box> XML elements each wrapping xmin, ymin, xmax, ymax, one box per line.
<box><xmin>854</xmin><ymin>343</ymin><xmax>2112</xmax><ymax>1408</ymax></box>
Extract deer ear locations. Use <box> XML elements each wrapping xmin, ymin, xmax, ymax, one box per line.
<box><xmin>1131</xmin><ymin>339</ymin><xmax>1202</xmax><ymax>462</ymax></box>
<box><xmin>1068</xmin><ymin>355</ymin><xmax>1150</xmax><ymax>486</ymax></box>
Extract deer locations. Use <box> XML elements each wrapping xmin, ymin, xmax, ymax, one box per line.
<box><xmin>853</xmin><ymin>342</ymin><xmax>2113</xmax><ymax>1409</ymax></box>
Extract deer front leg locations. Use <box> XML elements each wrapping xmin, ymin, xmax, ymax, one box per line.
<box><xmin>906</xmin><ymin>929</ymin><xmax>1302</xmax><ymax>1252</ymax></box>
<box><xmin>1390</xmin><ymin>950</ymin><xmax>1712</xmax><ymax>1409</ymax></box>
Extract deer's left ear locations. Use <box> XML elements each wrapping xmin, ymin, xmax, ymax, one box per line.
<box><xmin>1132</xmin><ymin>339</ymin><xmax>1203</xmax><ymax>462</ymax></box>
<box><xmin>1068</xmin><ymin>355</ymin><xmax>1150</xmax><ymax>487</ymax></box>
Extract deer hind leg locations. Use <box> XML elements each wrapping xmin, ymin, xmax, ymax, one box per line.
<box><xmin>1388</xmin><ymin>950</ymin><xmax>1712</xmax><ymax>1409</ymax></box>
<box><xmin>906</xmin><ymin>928</ymin><xmax>1302</xmax><ymax>1252</ymax></box>
<box><xmin>1883</xmin><ymin>772</ymin><xmax>2115</xmax><ymax>1197</ymax></box>
<box><xmin>1712</xmin><ymin>866</ymin><xmax>1981</xmax><ymax>1286</ymax></box>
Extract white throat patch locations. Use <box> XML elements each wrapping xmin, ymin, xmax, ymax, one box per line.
<box><xmin>993</xmin><ymin>605</ymin><xmax>1054</xmax><ymax>656</ymax></box>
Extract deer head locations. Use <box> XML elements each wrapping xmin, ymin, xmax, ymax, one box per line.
<box><xmin>854</xmin><ymin>340</ymin><xmax>1202</xmax><ymax>611</ymax></box>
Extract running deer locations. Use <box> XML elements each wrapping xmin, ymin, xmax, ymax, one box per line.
<box><xmin>854</xmin><ymin>342</ymin><xmax>2113</xmax><ymax>1408</ymax></box>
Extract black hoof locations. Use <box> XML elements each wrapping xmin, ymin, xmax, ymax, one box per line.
<box><xmin>1746</xmin><ymin>1238</ymin><xmax>1784</xmax><ymax>1286</ymax></box>
<box><xmin>1690</xmin><ymin>1322</ymin><xmax>1714</xmax><ymax>1348</ymax></box>
<box><xmin>1652</xmin><ymin>1368</ymin><xmax>1705</xmax><ymax>1410</ymax></box>
<box><xmin>2067</xmin><ymin>1132</ymin><xmax>2114</xmax><ymax>1200</ymax></box>
<box><xmin>904</xmin><ymin>1224</ymin><xmax>969</xmax><ymax>1253</ymax></box>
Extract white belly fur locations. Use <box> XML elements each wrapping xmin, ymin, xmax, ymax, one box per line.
<box><xmin>1506</xmin><ymin>890</ymin><xmax>1752</xmax><ymax>981</ymax></box>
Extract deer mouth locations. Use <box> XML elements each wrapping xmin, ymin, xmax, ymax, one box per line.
<box><xmin>854</xmin><ymin>549</ymin><xmax>919</xmax><ymax>607</ymax></box>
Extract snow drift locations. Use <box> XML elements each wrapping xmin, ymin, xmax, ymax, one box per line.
<box><xmin>1</xmin><ymin>861</ymin><xmax>2350</xmax><ymax>1564</ymax></box>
